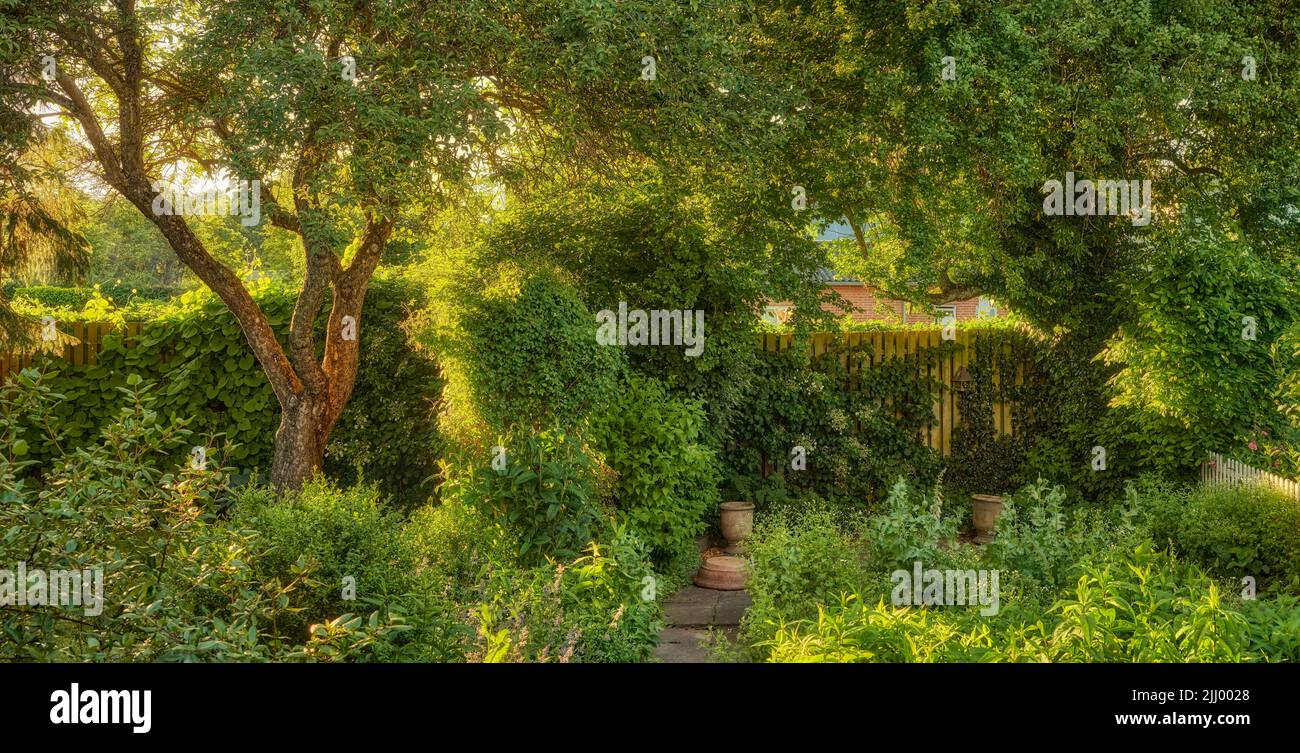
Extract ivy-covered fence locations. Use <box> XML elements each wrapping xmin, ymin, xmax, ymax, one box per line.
<box><xmin>1</xmin><ymin>279</ymin><xmax>443</xmax><ymax>505</ymax></box>
<box><xmin>724</xmin><ymin>324</ymin><xmax>1052</xmax><ymax>508</ymax></box>
<box><xmin>1</xmin><ymin>321</ymin><xmax>144</xmax><ymax>375</ymax></box>
<box><xmin>758</xmin><ymin>328</ymin><xmax>1032</xmax><ymax>456</ymax></box>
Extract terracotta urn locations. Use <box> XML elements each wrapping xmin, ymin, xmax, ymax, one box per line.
<box><xmin>971</xmin><ymin>494</ymin><xmax>1004</xmax><ymax>544</ymax></box>
<box><xmin>694</xmin><ymin>555</ymin><xmax>748</xmax><ymax>590</ymax></box>
<box><xmin>719</xmin><ymin>500</ymin><xmax>755</xmax><ymax>554</ymax></box>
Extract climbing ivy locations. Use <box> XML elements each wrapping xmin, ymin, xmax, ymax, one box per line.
<box><xmin>725</xmin><ymin>335</ymin><xmax>949</xmax><ymax>509</ymax></box>
<box><xmin>948</xmin><ymin>329</ymin><xmax>1043</xmax><ymax>496</ymax></box>
<box><xmin>946</xmin><ymin>325</ymin><xmax>1120</xmax><ymax>502</ymax></box>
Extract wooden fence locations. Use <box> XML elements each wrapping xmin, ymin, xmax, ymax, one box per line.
<box><xmin>0</xmin><ymin>322</ymin><xmax>145</xmax><ymax>376</ymax></box>
<box><xmin>759</xmin><ymin>330</ymin><xmax>1024</xmax><ymax>456</ymax></box>
<box><xmin>6</xmin><ymin>323</ymin><xmax>1019</xmax><ymax>458</ymax></box>
<box><xmin>1202</xmin><ymin>451</ymin><xmax>1300</xmax><ymax>500</ymax></box>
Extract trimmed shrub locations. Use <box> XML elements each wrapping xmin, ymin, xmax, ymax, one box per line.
<box><xmin>9</xmin><ymin>284</ymin><xmax>174</xmax><ymax>310</ymax></box>
<box><xmin>234</xmin><ymin>478</ymin><xmax>416</xmax><ymax>641</ymax></box>
<box><xmin>10</xmin><ymin>285</ymin><xmax>96</xmax><ymax>309</ymax></box>
<box><xmin>430</xmin><ymin>271</ymin><xmax>624</xmax><ymax>451</ymax></box>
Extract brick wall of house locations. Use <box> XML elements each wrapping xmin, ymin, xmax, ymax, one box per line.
<box><xmin>765</xmin><ymin>283</ymin><xmax>1001</xmax><ymax>324</ymax></box>
<box><xmin>824</xmin><ymin>284</ymin><xmax>903</xmax><ymax>320</ymax></box>
<box><xmin>827</xmin><ymin>284</ymin><xmax>997</xmax><ymax>323</ymax></box>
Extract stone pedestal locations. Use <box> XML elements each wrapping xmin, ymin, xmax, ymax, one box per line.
<box><xmin>694</xmin><ymin>555</ymin><xmax>747</xmax><ymax>590</ymax></box>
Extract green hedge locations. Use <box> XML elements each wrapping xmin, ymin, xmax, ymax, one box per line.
<box><xmin>460</xmin><ymin>273</ymin><xmax>622</xmax><ymax>435</ymax></box>
<box><xmin>7</xmin><ymin>283</ymin><xmax>174</xmax><ymax>308</ymax></box>
<box><xmin>10</xmin><ymin>277</ymin><xmax>441</xmax><ymax>504</ymax></box>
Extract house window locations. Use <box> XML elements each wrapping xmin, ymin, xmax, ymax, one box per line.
<box><xmin>934</xmin><ymin>305</ymin><xmax>957</xmax><ymax>324</ymax></box>
<box><xmin>976</xmin><ymin>296</ymin><xmax>998</xmax><ymax>318</ymax></box>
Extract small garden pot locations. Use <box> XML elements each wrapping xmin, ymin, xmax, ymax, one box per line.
<box><xmin>719</xmin><ymin>501</ymin><xmax>755</xmax><ymax>554</ymax></box>
<box><xmin>971</xmin><ymin>494</ymin><xmax>1004</xmax><ymax>544</ymax></box>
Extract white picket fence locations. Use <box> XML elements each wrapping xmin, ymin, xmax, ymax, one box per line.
<box><xmin>1202</xmin><ymin>452</ymin><xmax>1300</xmax><ymax>500</ymax></box>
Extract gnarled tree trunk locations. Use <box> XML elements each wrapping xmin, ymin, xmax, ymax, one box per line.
<box><xmin>271</xmin><ymin>394</ymin><xmax>328</xmax><ymax>487</ymax></box>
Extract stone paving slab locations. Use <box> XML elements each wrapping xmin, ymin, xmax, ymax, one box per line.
<box><xmin>713</xmin><ymin>595</ymin><xmax>752</xmax><ymax>626</ymax></box>
<box><xmin>652</xmin><ymin>626</ymin><xmax>741</xmax><ymax>663</ymax></box>
<box><xmin>653</xmin><ymin>627</ymin><xmax>712</xmax><ymax>663</ymax></box>
<box><xmin>663</xmin><ymin>585</ymin><xmax>752</xmax><ymax>627</ymax></box>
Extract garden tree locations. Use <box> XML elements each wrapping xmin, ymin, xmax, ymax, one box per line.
<box><xmin>0</xmin><ymin>133</ymin><xmax>89</xmax><ymax>342</ymax></box>
<box><xmin>750</xmin><ymin>0</ymin><xmax>1300</xmax><ymax>478</ymax></box>
<box><xmin>80</xmin><ymin>197</ymin><xmax>303</xmax><ymax>293</ymax></box>
<box><xmin>1</xmin><ymin>0</ymin><xmax>793</xmax><ymax>487</ymax></box>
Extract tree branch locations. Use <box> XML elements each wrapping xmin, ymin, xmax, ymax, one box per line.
<box><xmin>53</xmin><ymin>72</ymin><xmax>126</xmax><ymax>189</ymax></box>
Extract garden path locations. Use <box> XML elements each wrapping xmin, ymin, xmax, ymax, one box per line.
<box><xmin>653</xmin><ymin>585</ymin><xmax>751</xmax><ymax>663</ymax></box>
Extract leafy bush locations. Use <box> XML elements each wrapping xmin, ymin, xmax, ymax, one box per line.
<box><xmin>0</xmin><ymin>373</ymin><xmax>397</xmax><ymax>661</ymax></box>
<box><xmin>558</xmin><ymin>529</ymin><xmax>662</xmax><ymax>662</ymax></box>
<box><xmin>757</xmin><ymin>543</ymin><xmax>1294</xmax><ymax>663</ymax></box>
<box><xmin>234</xmin><ymin>478</ymin><xmax>419</xmax><ymax>641</ymax></box>
<box><xmin>1143</xmin><ymin>478</ymin><xmax>1300</xmax><ymax>594</ymax></box>
<box><xmin>1101</xmin><ymin>224</ymin><xmax>1297</xmax><ymax>479</ymax></box>
<box><xmin>321</xmin><ymin>280</ymin><xmax>443</xmax><ymax>504</ymax></box>
<box><xmin>1235</xmin><ymin>424</ymin><xmax>1300</xmax><ymax>481</ymax></box>
<box><xmin>588</xmin><ymin>375</ymin><xmax>719</xmax><ymax>574</ymax></box>
<box><xmin>759</xmin><ymin>594</ymin><xmax>997</xmax><ymax>663</ymax></box>
<box><xmin>741</xmin><ymin>504</ymin><xmax>863</xmax><ymax>650</ymax></box>
<box><xmin>859</xmin><ymin>478</ymin><xmax>959</xmax><ymax>572</ymax></box>
<box><xmin>982</xmin><ymin>481</ymin><xmax>1078</xmax><ymax>590</ymax></box>
<box><xmin>1238</xmin><ymin>595</ymin><xmax>1300</xmax><ymax>662</ymax></box>
<box><xmin>402</xmin><ymin>499</ymin><xmax>505</xmax><ymax>604</ymax></box>
<box><xmin>424</xmin><ymin>270</ymin><xmax>624</xmax><ymax>449</ymax></box>
<box><xmin>0</xmin><ymin>372</ymin><xmax>666</xmax><ymax>664</ymax></box>
<box><xmin>452</xmin><ymin>428</ymin><xmax>605</xmax><ymax>566</ymax></box>
<box><xmin>1017</xmin><ymin>544</ymin><xmax>1251</xmax><ymax>662</ymax></box>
